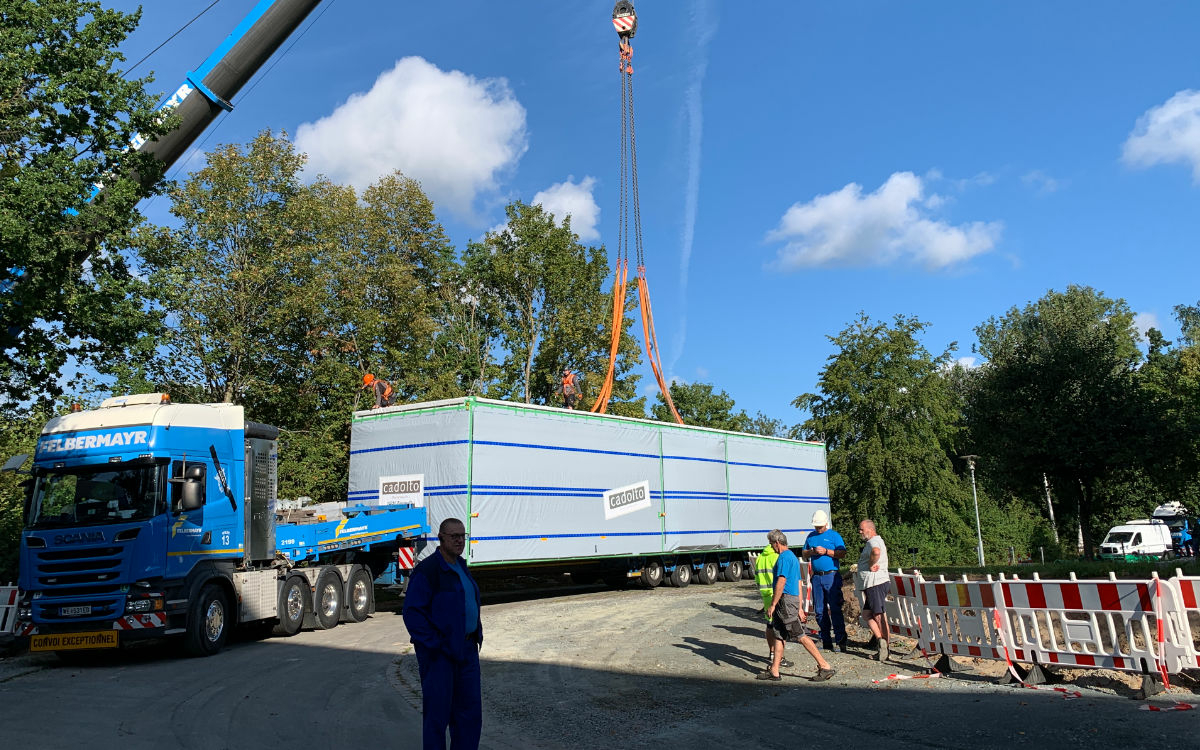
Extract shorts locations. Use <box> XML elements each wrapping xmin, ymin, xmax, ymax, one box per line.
<box><xmin>769</xmin><ymin>594</ymin><xmax>802</xmax><ymax>640</ymax></box>
<box><xmin>563</xmin><ymin>392</ymin><xmax>579</xmax><ymax>408</ymax></box>
<box><xmin>862</xmin><ymin>582</ymin><xmax>889</xmax><ymax>614</ymax></box>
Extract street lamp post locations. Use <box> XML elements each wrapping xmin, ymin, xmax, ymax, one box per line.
<box><xmin>961</xmin><ymin>455</ymin><xmax>985</xmax><ymax>567</ymax></box>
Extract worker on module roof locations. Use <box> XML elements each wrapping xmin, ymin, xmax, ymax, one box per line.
<box><xmin>362</xmin><ymin>373</ymin><xmax>393</xmax><ymax>409</ymax></box>
<box><xmin>561</xmin><ymin>368</ymin><xmax>581</xmax><ymax>410</ymax></box>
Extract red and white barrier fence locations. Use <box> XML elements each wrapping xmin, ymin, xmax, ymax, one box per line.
<box><xmin>0</xmin><ymin>584</ymin><xmax>18</xmax><ymax>636</ymax></box>
<box><xmin>884</xmin><ymin>568</ymin><xmax>1200</xmax><ymax>694</ymax></box>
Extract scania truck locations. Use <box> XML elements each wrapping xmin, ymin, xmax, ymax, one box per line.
<box><xmin>7</xmin><ymin>394</ymin><xmax>428</xmax><ymax>657</ymax></box>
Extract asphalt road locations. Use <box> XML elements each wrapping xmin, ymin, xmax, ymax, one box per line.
<box><xmin>1</xmin><ymin>580</ymin><xmax>1196</xmax><ymax>749</ymax></box>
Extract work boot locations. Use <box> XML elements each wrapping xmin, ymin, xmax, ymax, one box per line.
<box><xmin>877</xmin><ymin>638</ymin><xmax>890</xmax><ymax>662</ymax></box>
<box><xmin>836</xmin><ymin>638</ymin><xmax>849</xmax><ymax>653</ymax></box>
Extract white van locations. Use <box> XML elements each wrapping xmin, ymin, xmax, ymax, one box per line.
<box><xmin>1098</xmin><ymin>520</ymin><xmax>1174</xmax><ymax>560</ymax></box>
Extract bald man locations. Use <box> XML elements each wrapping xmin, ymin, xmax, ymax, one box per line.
<box><xmin>856</xmin><ymin>519</ymin><xmax>890</xmax><ymax>661</ymax></box>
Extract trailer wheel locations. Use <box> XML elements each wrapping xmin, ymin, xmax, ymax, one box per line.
<box><xmin>670</xmin><ymin>563</ymin><xmax>692</xmax><ymax>588</ymax></box>
<box><xmin>346</xmin><ymin>568</ymin><xmax>373</xmax><ymax>623</ymax></box>
<box><xmin>185</xmin><ymin>583</ymin><xmax>230</xmax><ymax>657</ymax></box>
<box><xmin>640</xmin><ymin>560</ymin><xmax>664</xmax><ymax>588</ymax></box>
<box><xmin>273</xmin><ymin>576</ymin><xmax>309</xmax><ymax>636</ymax></box>
<box><xmin>696</xmin><ymin>561</ymin><xmax>719</xmax><ymax>585</ymax></box>
<box><xmin>723</xmin><ymin>559</ymin><xmax>744</xmax><ymax>582</ymax></box>
<box><xmin>314</xmin><ymin>569</ymin><xmax>343</xmax><ymax>630</ymax></box>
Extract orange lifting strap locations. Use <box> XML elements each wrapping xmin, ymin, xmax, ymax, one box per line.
<box><xmin>592</xmin><ymin>2</ymin><xmax>682</xmax><ymax>424</ymax></box>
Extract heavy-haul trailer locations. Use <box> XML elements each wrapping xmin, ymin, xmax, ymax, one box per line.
<box><xmin>9</xmin><ymin>394</ymin><xmax>428</xmax><ymax>657</ymax></box>
<box><xmin>348</xmin><ymin>397</ymin><xmax>830</xmax><ymax>587</ymax></box>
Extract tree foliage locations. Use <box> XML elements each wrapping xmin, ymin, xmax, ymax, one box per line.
<box><xmin>0</xmin><ymin>0</ymin><xmax>170</xmax><ymax>407</ymax></box>
<box><xmin>797</xmin><ymin>314</ymin><xmax>966</xmax><ymax>523</ymax></box>
<box><xmin>462</xmin><ymin>201</ymin><xmax>642</xmax><ymax>414</ymax></box>
<box><xmin>652</xmin><ymin>381</ymin><xmax>748</xmax><ymax>431</ymax></box>
<box><xmin>965</xmin><ymin>286</ymin><xmax>1144</xmax><ymax>555</ymax></box>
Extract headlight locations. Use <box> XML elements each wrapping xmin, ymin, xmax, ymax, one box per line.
<box><xmin>126</xmin><ymin>597</ymin><xmax>163</xmax><ymax>613</ymax></box>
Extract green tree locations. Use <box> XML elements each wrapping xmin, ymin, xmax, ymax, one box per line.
<box><xmin>463</xmin><ymin>201</ymin><xmax>642</xmax><ymax>414</ymax></box>
<box><xmin>796</xmin><ymin>313</ymin><xmax>977</xmax><ymax>561</ymax></box>
<box><xmin>967</xmin><ymin>285</ymin><xmax>1144</xmax><ymax>556</ymax></box>
<box><xmin>651</xmin><ymin>381</ymin><xmax>748</xmax><ymax>430</ymax></box>
<box><xmin>125</xmin><ymin>132</ymin><xmax>451</xmax><ymax>503</ymax></box>
<box><xmin>0</xmin><ymin>0</ymin><xmax>170</xmax><ymax>407</ymax></box>
<box><xmin>0</xmin><ymin>403</ymin><xmax>59</xmax><ymax>582</ymax></box>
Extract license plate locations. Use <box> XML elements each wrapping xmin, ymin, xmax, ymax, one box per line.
<box><xmin>60</xmin><ymin>605</ymin><xmax>92</xmax><ymax>616</ymax></box>
<box><xmin>31</xmin><ymin>630</ymin><xmax>118</xmax><ymax>652</ymax></box>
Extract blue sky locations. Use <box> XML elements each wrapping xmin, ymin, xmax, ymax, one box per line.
<box><xmin>108</xmin><ymin>1</ymin><xmax>1200</xmax><ymax>424</ymax></box>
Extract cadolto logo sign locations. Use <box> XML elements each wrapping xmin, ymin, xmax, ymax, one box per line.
<box><xmin>379</xmin><ymin>473</ymin><xmax>424</xmax><ymax>507</ymax></box>
<box><xmin>603</xmin><ymin>480</ymin><xmax>652</xmax><ymax>520</ymax></box>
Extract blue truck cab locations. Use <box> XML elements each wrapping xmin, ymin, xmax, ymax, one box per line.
<box><xmin>13</xmin><ymin>394</ymin><xmax>427</xmax><ymax>656</ymax></box>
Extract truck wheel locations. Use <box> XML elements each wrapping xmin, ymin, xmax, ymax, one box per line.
<box><xmin>314</xmin><ymin>569</ymin><xmax>343</xmax><ymax>630</ymax></box>
<box><xmin>272</xmin><ymin>576</ymin><xmax>309</xmax><ymax>636</ymax></box>
<box><xmin>670</xmin><ymin>563</ymin><xmax>692</xmax><ymax>587</ymax></box>
<box><xmin>346</xmin><ymin>568</ymin><xmax>373</xmax><ymax>623</ymax></box>
<box><xmin>185</xmin><ymin>583</ymin><xmax>230</xmax><ymax>657</ymax></box>
<box><xmin>722</xmin><ymin>559</ymin><xmax>744</xmax><ymax>582</ymax></box>
<box><xmin>640</xmin><ymin>560</ymin><xmax>664</xmax><ymax>588</ymax></box>
<box><xmin>696</xmin><ymin>561</ymin><xmax>719</xmax><ymax>585</ymax></box>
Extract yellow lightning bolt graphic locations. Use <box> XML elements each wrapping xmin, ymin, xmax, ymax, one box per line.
<box><xmin>171</xmin><ymin>514</ymin><xmax>188</xmax><ymax>538</ymax></box>
<box><xmin>334</xmin><ymin>517</ymin><xmax>349</xmax><ymax>537</ymax></box>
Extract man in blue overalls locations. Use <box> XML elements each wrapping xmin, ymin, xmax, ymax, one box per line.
<box><xmin>802</xmin><ymin>509</ymin><xmax>848</xmax><ymax>651</ymax></box>
<box><xmin>403</xmin><ymin>518</ymin><xmax>483</xmax><ymax>750</ymax></box>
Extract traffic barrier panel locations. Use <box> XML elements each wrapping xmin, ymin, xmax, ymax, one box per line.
<box><xmin>1164</xmin><ymin>572</ymin><xmax>1200</xmax><ymax>669</ymax></box>
<box><xmin>0</xmin><ymin>584</ymin><xmax>18</xmax><ymax>635</ymax></box>
<box><xmin>994</xmin><ymin>572</ymin><xmax>1191</xmax><ymax>676</ymax></box>
<box><xmin>917</xmin><ymin>574</ymin><xmax>1010</xmax><ymax>661</ymax></box>
<box><xmin>884</xmin><ymin>571</ymin><xmax>929</xmax><ymax>645</ymax></box>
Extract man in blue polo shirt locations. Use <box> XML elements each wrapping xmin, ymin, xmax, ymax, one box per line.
<box><xmin>760</xmin><ymin>530</ymin><xmax>835</xmax><ymax>681</ymax></box>
<box><xmin>802</xmin><ymin>509</ymin><xmax>847</xmax><ymax>651</ymax></box>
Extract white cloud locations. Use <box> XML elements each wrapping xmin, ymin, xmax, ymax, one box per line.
<box><xmin>956</xmin><ymin>356</ymin><xmax>978</xmax><ymax>369</ymax></box>
<box><xmin>295</xmin><ymin>57</ymin><xmax>528</xmax><ymax>218</ymax></box>
<box><xmin>1122</xmin><ymin>90</ymin><xmax>1200</xmax><ymax>180</ymax></box>
<box><xmin>767</xmin><ymin>172</ymin><xmax>1003</xmax><ymax>270</ymax></box>
<box><xmin>1022</xmin><ymin>169</ymin><xmax>1062</xmax><ymax>194</ymax></box>
<box><xmin>1134</xmin><ymin>311</ymin><xmax>1160</xmax><ymax>338</ymax></box>
<box><xmin>531</xmin><ymin>177</ymin><xmax>601</xmax><ymax>241</ymax></box>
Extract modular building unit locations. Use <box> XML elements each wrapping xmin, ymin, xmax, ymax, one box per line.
<box><xmin>348</xmin><ymin>398</ymin><xmax>828</xmax><ymax>571</ymax></box>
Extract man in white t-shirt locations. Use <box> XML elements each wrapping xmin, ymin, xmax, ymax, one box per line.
<box><xmin>856</xmin><ymin>519</ymin><xmax>890</xmax><ymax>661</ymax></box>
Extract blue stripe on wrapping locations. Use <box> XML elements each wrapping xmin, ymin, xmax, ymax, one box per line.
<box><xmin>729</xmin><ymin>460</ymin><xmax>825</xmax><ymax>473</ymax></box>
<box><xmin>732</xmin><ymin>497</ymin><xmax>828</xmax><ymax>504</ymax></box>
<box><xmin>474</xmin><ymin>439</ymin><xmax>659</xmax><ymax>460</ymax></box>
<box><xmin>350</xmin><ymin>439</ymin><xmax>469</xmax><ymax>455</ymax></box>
<box><xmin>349</xmin><ymin>483</ymin><xmax>469</xmax><ymax>498</ymax></box>
<box><xmin>473</xmin><ymin>528</ymin><xmax>815</xmax><ymax>541</ymax></box>
<box><xmin>662</xmin><ymin>454</ymin><xmax>724</xmax><ymax>464</ymax></box>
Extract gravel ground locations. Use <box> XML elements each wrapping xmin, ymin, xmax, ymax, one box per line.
<box><xmin>410</xmin><ymin>576</ymin><xmax>1200</xmax><ymax>748</ymax></box>
<box><xmin>5</xmin><ymin>576</ymin><xmax>1197</xmax><ymax>748</ymax></box>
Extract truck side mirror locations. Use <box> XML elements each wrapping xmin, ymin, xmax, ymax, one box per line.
<box><xmin>171</xmin><ymin>462</ymin><xmax>206</xmax><ymax>512</ymax></box>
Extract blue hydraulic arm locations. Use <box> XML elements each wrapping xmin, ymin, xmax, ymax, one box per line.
<box><xmin>125</xmin><ymin>0</ymin><xmax>325</xmax><ymax>190</ymax></box>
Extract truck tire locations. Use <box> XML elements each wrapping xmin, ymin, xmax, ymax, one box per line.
<box><xmin>640</xmin><ymin>560</ymin><xmax>664</xmax><ymax>588</ymax></box>
<box><xmin>314</xmin><ymin>569</ymin><xmax>343</xmax><ymax>630</ymax></box>
<box><xmin>670</xmin><ymin>563</ymin><xmax>692</xmax><ymax>588</ymax></box>
<box><xmin>695</xmin><ymin>561</ymin><xmax>719</xmax><ymax>585</ymax></box>
<box><xmin>185</xmin><ymin>583</ymin><xmax>230</xmax><ymax>657</ymax></box>
<box><xmin>346</xmin><ymin>568</ymin><xmax>373</xmax><ymax>623</ymax></box>
<box><xmin>722</xmin><ymin>559</ymin><xmax>744</xmax><ymax>582</ymax></box>
<box><xmin>273</xmin><ymin>576</ymin><xmax>309</xmax><ymax>636</ymax></box>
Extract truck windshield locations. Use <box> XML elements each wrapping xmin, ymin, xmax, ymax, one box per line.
<box><xmin>28</xmin><ymin>461</ymin><xmax>166</xmax><ymax>528</ymax></box>
<box><xmin>1105</xmin><ymin>532</ymin><xmax>1134</xmax><ymax>544</ymax></box>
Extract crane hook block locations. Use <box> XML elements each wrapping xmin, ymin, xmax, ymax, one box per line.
<box><xmin>613</xmin><ymin>1</ymin><xmax>637</xmax><ymax>40</ymax></box>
